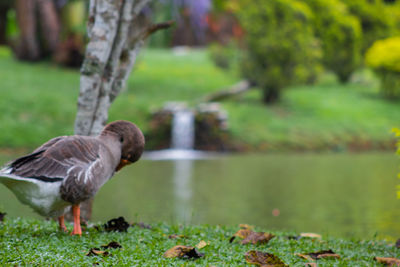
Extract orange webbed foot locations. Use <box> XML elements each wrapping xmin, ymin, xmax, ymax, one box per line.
<box><xmin>58</xmin><ymin>215</ymin><xmax>68</xmax><ymax>233</ymax></box>
<box><xmin>70</xmin><ymin>205</ymin><xmax>82</xmax><ymax>236</ymax></box>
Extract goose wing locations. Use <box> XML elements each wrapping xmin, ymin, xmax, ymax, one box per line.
<box><xmin>2</xmin><ymin>136</ymin><xmax>101</xmax><ymax>184</ymax></box>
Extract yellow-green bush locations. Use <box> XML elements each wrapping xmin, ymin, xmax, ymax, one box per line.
<box><xmin>238</xmin><ymin>0</ymin><xmax>322</xmax><ymax>103</ymax></box>
<box><xmin>365</xmin><ymin>37</ymin><xmax>400</xmax><ymax>99</ymax></box>
<box><xmin>303</xmin><ymin>0</ymin><xmax>362</xmax><ymax>82</ymax></box>
<box><xmin>341</xmin><ymin>0</ymin><xmax>396</xmax><ymax>53</ymax></box>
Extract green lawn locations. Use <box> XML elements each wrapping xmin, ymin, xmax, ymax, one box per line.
<box><xmin>0</xmin><ymin>217</ymin><xmax>399</xmax><ymax>266</ymax></box>
<box><xmin>0</xmin><ymin>46</ymin><xmax>398</xmax><ymax>151</ymax></box>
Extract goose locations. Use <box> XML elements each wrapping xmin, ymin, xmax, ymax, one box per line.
<box><xmin>0</xmin><ymin>120</ymin><xmax>145</xmax><ymax>235</ymax></box>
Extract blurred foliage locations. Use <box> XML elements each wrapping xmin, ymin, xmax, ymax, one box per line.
<box><xmin>394</xmin><ymin>128</ymin><xmax>400</xmax><ymax>199</ymax></box>
<box><xmin>365</xmin><ymin>37</ymin><xmax>400</xmax><ymax>99</ymax></box>
<box><xmin>5</xmin><ymin>9</ymin><xmax>18</xmax><ymax>39</ymax></box>
<box><xmin>208</xmin><ymin>42</ymin><xmax>240</xmax><ymax>71</ymax></box>
<box><xmin>61</xmin><ymin>0</ymin><xmax>86</xmax><ymax>35</ymax></box>
<box><xmin>341</xmin><ymin>0</ymin><xmax>397</xmax><ymax>53</ymax></box>
<box><xmin>147</xmin><ymin>1</ymin><xmax>174</xmax><ymax>47</ymax></box>
<box><xmin>237</xmin><ymin>0</ymin><xmax>322</xmax><ymax>103</ymax></box>
<box><xmin>303</xmin><ymin>0</ymin><xmax>362</xmax><ymax>82</ymax></box>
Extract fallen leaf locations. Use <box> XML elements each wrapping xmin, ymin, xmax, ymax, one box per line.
<box><xmin>163</xmin><ymin>245</ymin><xmax>204</xmax><ymax>259</ymax></box>
<box><xmin>101</xmin><ymin>241</ymin><xmax>122</xmax><ymax>249</ymax></box>
<box><xmin>230</xmin><ymin>228</ymin><xmax>274</xmax><ymax>245</ymax></box>
<box><xmin>196</xmin><ymin>240</ymin><xmax>208</xmax><ymax>249</ymax></box>
<box><xmin>245</xmin><ymin>250</ymin><xmax>288</xmax><ymax>267</ymax></box>
<box><xmin>240</xmin><ymin>224</ymin><xmax>254</xmax><ymax>230</ymax></box>
<box><xmin>229</xmin><ymin>228</ymin><xmax>253</xmax><ymax>243</ymax></box>
<box><xmin>86</xmin><ymin>248</ymin><xmax>109</xmax><ymax>257</ymax></box>
<box><xmin>236</xmin><ymin>228</ymin><xmax>253</xmax><ymax>238</ymax></box>
<box><xmin>0</xmin><ymin>212</ymin><xmax>6</xmax><ymax>222</ymax></box>
<box><xmin>104</xmin><ymin>217</ymin><xmax>130</xmax><ymax>232</ymax></box>
<box><xmin>242</xmin><ymin>232</ymin><xmax>275</xmax><ymax>245</ymax></box>
<box><xmin>300</xmin><ymin>233</ymin><xmax>322</xmax><ymax>239</ymax></box>
<box><xmin>297</xmin><ymin>253</ymin><xmax>314</xmax><ymax>261</ymax></box>
<box><xmin>374</xmin><ymin>256</ymin><xmax>400</xmax><ymax>266</ymax></box>
<box><xmin>305</xmin><ymin>263</ymin><xmax>317</xmax><ymax>267</ymax></box>
<box><xmin>309</xmin><ymin>250</ymin><xmax>340</xmax><ymax>260</ymax></box>
<box><xmin>132</xmin><ymin>222</ymin><xmax>152</xmax><ymax>229</ymax></box>
<box><xmin>297</xmin><ymin>250</ymin><xmax>340</xmax><ymax>260</ymax></box>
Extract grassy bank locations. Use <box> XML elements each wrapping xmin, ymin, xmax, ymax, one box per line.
<box><xmin>0</xmin><ymin>46</ymin><xmax>398</xmax><ymax>151</ymax></box>
<box><xmin>0</xmin><ymin>217</ymin><xmax>399</xmax><ymax>266</ymax></box>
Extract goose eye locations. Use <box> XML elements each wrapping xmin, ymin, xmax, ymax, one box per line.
<box><xmin>120</xmin><ymin>136</ymin><xmax>124</xmax><ymax>143</ymax></box>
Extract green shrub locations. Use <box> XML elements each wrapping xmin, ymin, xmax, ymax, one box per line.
<box><xmin>303</xmin><ymin>0</ymin><xmax>362</xmax><ymax>82</ymax></box>
<box><xmin>238</xmin><ymin>0</ymin><xmax>322</xmax><ymax>103</ymax></box>
<box><xmin>208</xmin><ymin>42</ymin><xmax>240</xmax><ymax>71</ymax></box>
<box><xmin>394</xmin><ymin>128</ymin><xmax>400</xmax><ymax>199</ymax></box>
<box><xmin>365</xmin><ymin>37</ymin><xmax>400</xmax><ymax>99</ymax></box>
<box><xmin>341</xmin><ymin>0</ymin><xmax>396</xmax><ymax>53</ymax></box>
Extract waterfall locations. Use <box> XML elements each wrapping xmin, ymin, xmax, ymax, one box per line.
<box><xmin>171</xmin><ymin>110</ymin><xmax>195</xmax><ymax>150</ymax></box>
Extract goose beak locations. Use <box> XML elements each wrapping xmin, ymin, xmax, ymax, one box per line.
<box><xmin>116</xmin><ymin>159</ymin><xmax>132</xmax><ymax>172</ymax></box>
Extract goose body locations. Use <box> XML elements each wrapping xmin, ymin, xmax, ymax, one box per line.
<box><xmin>0</xmin><ymin>120</ymin><xmax>145</xmax><ymax>235</ymax></box>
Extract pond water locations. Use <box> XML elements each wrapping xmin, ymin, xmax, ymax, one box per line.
<box><xmin>0</xmin><ymin>152</ymin><xmax>399</xmax><ymax>240</ymax></box>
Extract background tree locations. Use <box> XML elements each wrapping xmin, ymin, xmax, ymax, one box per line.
<box><xmin>237</xmin><ymin>0</ymin><xmax>321</xmax><ymax>104</ymax></box>
<box><xmin>304</xmin><ymin>0</ymin><xmax>362</xmax><ymax>82</ymax></box>
<box><xmin>341</xmin><ymin>0</ymin><xmax>396</xmax><ymax>54</ymax></box>
<box><xmin>14</xmin><ymin>0</ymin><xmax>60</xmax><ymax>61</ymax></box>
<box><xmin>74</xmin><ymin>0</ymin><xmax>171</xmax><ymax>220</ymax></box>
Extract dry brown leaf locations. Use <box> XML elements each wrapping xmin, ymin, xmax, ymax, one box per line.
<box><xmin>241</xmin><ymin>232</ymin><xmax>275</xmax><ymax>245</ymax></box>
<box><xmin>230</xmin><ymin>228</ymin><xmax>253</xmax><ymax>243</ymax></box>
<box><xmin>296</xmin><ymin>253</ymin><xmax>314</xmax><ymax>261</ymax></box>
<box><xmin>297</xmin><ymin>250</ymin><xmax>340</xmax><ymax>260</ymax></box>
<box><xmin>163</xmin><ymin>245</ymin><xmax>204</xmax><ymax>259</ymax></box>
<box><xmin>86</xmin><ymin>248</ymin><xmax>109</xmax><ymax>257</ymax></box>
<box><xmin>300</xmin><ymin>233</ymin><xmax>322</xmax><ymax>239</ymax></box>
<box><xmin>230</xmin><ymin>228</ymin><xmax>274</xmax><ymax>245</ymax></box>
<box><xmin>309</xmin><ymin>250</ymin><xmax>340</xmax><ymax>260</ymax></box>
<box><xmin>305</xmin><ymin>263</ymin><xmax>317</xmax><ymax>267</ymax></box>
<box><xmin>374</xmin><ymin>256</ymin><xmax>400</xmax><ymax>266</ymax></box>
<box><xmin>196</xmin><ymin>240</ymin><xmax>208</xmax><ymax>249</ymax></box>
<box><xmin>240</xmin><ymin>224</ymin><xmax>254</xmax><ymax>230</ymax></box>
<box><xmin>236</xmin><ymin>228</ymin><xmax>253</xmax><ymax>238</ymax></box>
<box><xmin>245</xmin><ymin>250</ymin><xmax>288</xmax><ymax>267</ymax></box>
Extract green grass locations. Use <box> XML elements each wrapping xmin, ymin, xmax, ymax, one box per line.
<box><xmin>0</xmin><ymin>218</ymin><xmax>399</xmax><ymax>266</ymax></box>
<box><xmin>0</xmin><ymin>46</ymin><xmax>399</xmax><ymax>151</ymax></box>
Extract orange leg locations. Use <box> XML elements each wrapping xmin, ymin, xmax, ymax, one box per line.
<box><xmin>70</xmin><ymin>204</ymin><xmax>82</xmax><ymax>236</ymax></box>
<box><xmin>58</xmin><ymin>215</ymin><xmax>67</xmax><ymax>232</ymax></box>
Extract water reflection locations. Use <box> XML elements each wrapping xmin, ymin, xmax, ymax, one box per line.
<box><xmin>0</xmin><ymin>152</ymin><xmax>399</xmax><ymax>239</ymax></box>
<box><xmin>172</xmin><ymin>160</ymin><xmax>193</xmax><ymax>222</ymax></box>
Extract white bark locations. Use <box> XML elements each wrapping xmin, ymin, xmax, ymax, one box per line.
<box><xmin>73</xmin><ymin>0</ymin><xmax>171</xmax><ymax>220</ymax></box>
<box><xmin>75</xmin><ymin>0</ymin><xmax>152</xmax><ymax>136</ymax></box>
<box><xmin>75</xmin><ymin>0</ymin><xmax>123</xmax><ymax>136</ymax></box>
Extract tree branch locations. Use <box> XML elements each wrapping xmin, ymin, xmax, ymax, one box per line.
<box><xmin>203</xmin><ymin>80</ymin><xmax>252</xmax><ymax>102</ymax></box>
<box><xmin>143</xmin><ymin>20</ymin><xmax>174</xmax><ymax>39</ymax></box>
<box><xmin>109</xmin><ymin>19</ymin><xmax>174</xmax><ymax>103</ymax></box>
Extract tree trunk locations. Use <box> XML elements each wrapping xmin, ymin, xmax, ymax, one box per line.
<box><xmin>74</xmin><ymin>0</ymin><xmax>172</xmax><ymax>221</ymax></box>
<box><xmin>0</xmin><ymin>3</ymin><xmax>11</xmax><ymax>45</ymax></box>
<box><xmin>15</xmin><ymin>0</ymin><xmax>40</xmax><ymax>61</ymax></box>
<box><xmin>37</xmin><ymin>0</ymin><xmax>60</xmax><ymax>53</ymax></box>
<box><xmin>262</xmin><ymin>87</ymin><xmax>280</xmax><ymax>104</ymax></box>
